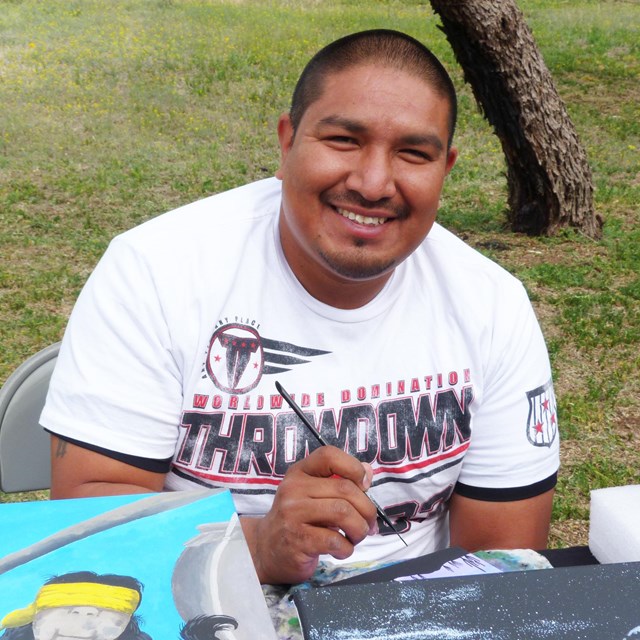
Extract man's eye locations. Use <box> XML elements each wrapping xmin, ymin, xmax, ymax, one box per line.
<box><xmin>400</xmin><ymin>149</ymin><xmax>431</xmax><ymax>162</ymax></box>
<box><xmin>326</xmin><ymin>136</ymin><xmax>357</xmax><ymax>146</ymax></box>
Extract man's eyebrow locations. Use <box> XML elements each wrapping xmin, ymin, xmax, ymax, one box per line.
<box><xmin>400</xmin><ymin>133</ymin><xmax>444</xmax><ymax>152</ymax></box>
<box><xmin>316</xmin><ymin>115</ymin><xmax>444</xmax><ymax>152</ymax></box>
<box><xmin>317</xmin><ymin>115</ymin><xmax>367</xmax><ymax>133</ymax></box>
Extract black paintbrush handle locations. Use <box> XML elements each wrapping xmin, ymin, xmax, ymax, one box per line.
<box><xmin>275</xmin><ymin>381</ymin><xmax>327</xmax><ymax>447</ymax></box>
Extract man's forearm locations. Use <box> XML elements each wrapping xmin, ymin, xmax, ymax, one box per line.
<box><xmin>50</xmin><ymin>435</ymin><xmax>167</xmax><ymax>499</ymax></box>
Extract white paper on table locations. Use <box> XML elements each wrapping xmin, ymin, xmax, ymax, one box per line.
<box><xmin>393</xmin><ymin>553</ymin><xmax>502</xmax><ymax>582</ymax></box>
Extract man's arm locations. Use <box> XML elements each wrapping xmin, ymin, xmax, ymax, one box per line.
<box><xmin>50</xmin><ymin>435</ymin><xmax>167</xmax><ymax>498</ymax></box>
<box><xmin>448</xmin><ymin>488</ymin><xmax>555</xmax><ymax>551</ymax></box>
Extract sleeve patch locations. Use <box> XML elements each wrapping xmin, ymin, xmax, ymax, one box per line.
<box><xmin>526</xmin><ymin>378</ymin><xmax>558</xmax><ymax>447</ymax></box>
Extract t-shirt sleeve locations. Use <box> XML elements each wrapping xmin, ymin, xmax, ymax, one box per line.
<box><xmin>455</xmin><ymin>281</ymin><xmax>560</xmax><ymax>500</ymax></box>
<box><xmin>41</xmin><ymin>236</ymin><xmax>184</xmax><ymax>460</ymax></box>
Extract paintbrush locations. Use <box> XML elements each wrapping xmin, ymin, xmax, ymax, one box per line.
<box><xmin>275</xmin><ymin>380</ymin><xmax>408</xmax><ymax>547</ymax></box>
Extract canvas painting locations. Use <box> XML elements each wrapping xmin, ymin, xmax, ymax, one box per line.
<box><xmin>0</xmin><ymin>489</ymin><xmax>276</xmax><ymax>640</ymax></box>
<box><xmin>294</xmin><ymin>561</ymin><xmax>640</xmax><ymax>639</ymax></box>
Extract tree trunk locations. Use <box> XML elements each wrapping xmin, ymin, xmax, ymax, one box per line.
<box><xmin>429</xmin><ymin>0</ymin><xmax>602</xmax><ymax>238</ymax></box>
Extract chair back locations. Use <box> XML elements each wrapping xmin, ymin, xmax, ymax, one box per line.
<box><xmin>0</xmin><ymin>342</ymin><xmax>60</xmax><ymax>492</ymax></box>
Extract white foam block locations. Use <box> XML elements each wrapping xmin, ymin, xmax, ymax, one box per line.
<box><xmin>589</xmin><ymin>484</ymin><xmax>640</xmax><ymax>563</ymax></box>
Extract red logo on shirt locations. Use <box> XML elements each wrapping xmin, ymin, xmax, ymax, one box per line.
<box><xmin>206</xmin><ymin>324</ymin><xmax>264</xmax><ymax>394</ymax></box>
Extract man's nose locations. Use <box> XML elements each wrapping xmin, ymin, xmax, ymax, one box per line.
<box><xmin>345</xmin><ymin>148</ymin><xmax>396</xmax><ymax>202</ymax></box>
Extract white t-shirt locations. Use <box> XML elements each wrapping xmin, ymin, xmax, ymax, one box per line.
<box><xmin>42</xmin><ymin>177</ymin><xmax>559</xmax><ymax>564</ymax></box>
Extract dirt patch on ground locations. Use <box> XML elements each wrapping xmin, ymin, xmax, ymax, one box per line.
<box><xmin>549</xmin><ymin>519</ymin><xmax>589</xmax><ymax>548</ymax></box>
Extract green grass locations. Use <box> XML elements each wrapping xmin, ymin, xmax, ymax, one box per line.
<box><xmin>1</xmin><ymin>1</ymin><xmax>639</xmax><ymax>547</ymax></box>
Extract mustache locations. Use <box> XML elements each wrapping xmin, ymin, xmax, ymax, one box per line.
<box><xmin>322</xmin><ymin>191</ymin><xmax>409</xmax><ymax>219</ymax></box>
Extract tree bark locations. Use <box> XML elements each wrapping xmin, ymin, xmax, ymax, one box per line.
<box><xmin>429</xmin><ymin>0</ymin><xmax>601</xmax><ymax>238</ymax></box>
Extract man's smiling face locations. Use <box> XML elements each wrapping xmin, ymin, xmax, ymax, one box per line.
<box><xmin>276</xmin><ymin>62</ymin><xmax>457</xmax><ymax>308</ymax></box>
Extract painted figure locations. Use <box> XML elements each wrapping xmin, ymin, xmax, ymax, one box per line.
<box><xmin>1</xmin><ymin>570</ymin><xmax>241</xmax><ymax>640</ymax></box>
<box><xmin>0</xmin><ymin>572</ymin><xmax>150</xmax><ymax>640</ymax></box>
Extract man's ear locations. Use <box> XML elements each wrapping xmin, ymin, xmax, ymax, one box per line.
<box><xmin>275</xmin><ymin>113</ymin><xmax>295</xmax><ymax>180</ymax></box>
<box><xmin>445</xmin><ymin>146</ymin><xmax>458</xmax><ymax>176</ymax></box>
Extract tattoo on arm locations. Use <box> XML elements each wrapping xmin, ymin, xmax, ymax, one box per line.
<box><xmin>55</xmin><ymin>439</ymin><xmax>68</xmax><ymax>458</ymax></box>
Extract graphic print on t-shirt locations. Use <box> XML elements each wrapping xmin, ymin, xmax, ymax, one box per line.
<box><xmin>178</xmin><ymin>322</ymin><xmax>476</xmax><ymax>508</ymax></box>
<box><xmin>205</xmin><ymin>322</ymin><xmax>330</xmax><ymax>394</ymax></box>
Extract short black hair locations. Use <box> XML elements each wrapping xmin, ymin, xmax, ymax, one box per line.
<box><xmin>179</xmin><ymin>615</ymin><xmax>238</xmax><ymax>640</ymax></box>
<box><xmin>289</xmin><ymin>29</ymin><xmax>457</xmax><ymax>148</ymax></box>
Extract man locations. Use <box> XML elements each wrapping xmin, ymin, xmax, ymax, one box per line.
<box><xmin>43</xmin><ymin>30</ymin><xmax>559</xmax><ymax>586</ymax></box>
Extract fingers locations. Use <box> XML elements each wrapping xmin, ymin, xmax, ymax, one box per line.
<box><xmin>283</xmin><ymin>447</ymin><xmax>378</xmax><ymax>537</ymax></box>
<box><xmin>278</xmin><ymin>476</ymin><xmax>376</xmax><ymax>543</ymax></box>
<box><xmin>297</xmin><ymin>445</ymin><xmax>372</xmax><ymax>491</ymax></box>
<box><xmin>254</xmin><ymin>502</ymin><xmax>370</xmax><ymax>584</ymax></box>
<box><xmin>245</xmin><ymin>447</ymin><xmax>379</xmax><ymax>585</ymax></box>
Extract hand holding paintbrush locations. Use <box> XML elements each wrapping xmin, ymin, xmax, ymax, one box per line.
<box><xmin>241</xmin><ymin>384</ymin><xmax>387</xmax><ymax>585</ymax></box>
<box><xmin>276</xmin><ymin>381</ymin><xmax>408</xmax><ymax>547</ymax></box>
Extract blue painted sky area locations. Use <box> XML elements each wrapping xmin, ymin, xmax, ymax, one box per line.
<box><xmin>0</xmin><ymin>491</ymin><xmax>237</xmax><ymax>640</ymax></box>
<box><xmin>0</xmin><ymin>494</ymin><xmax>147</xmax><ymax>555</ymax></box>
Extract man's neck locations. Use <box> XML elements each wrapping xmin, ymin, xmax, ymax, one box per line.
<box><xmin>289</xmin><ymin>262</ymin><xmax>394</xmax><ymax>310</ymax></box>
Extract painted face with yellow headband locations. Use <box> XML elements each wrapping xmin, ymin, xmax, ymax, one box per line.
<box><xmin>1</xmin><ymin>573</ymin><xmax>143</xmax><ymax>640</ymax></box>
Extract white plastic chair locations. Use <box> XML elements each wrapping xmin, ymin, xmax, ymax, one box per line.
<box><xmin>0</xmin><ymin>342</ymin><xmax>60</xmax><ymax>492</ymax></box>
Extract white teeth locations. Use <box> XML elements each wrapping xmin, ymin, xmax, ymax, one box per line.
<box><xmin>336</xmin><ymin>207</ymin><xmax>386</xmax><ymax>226</ymax></box>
